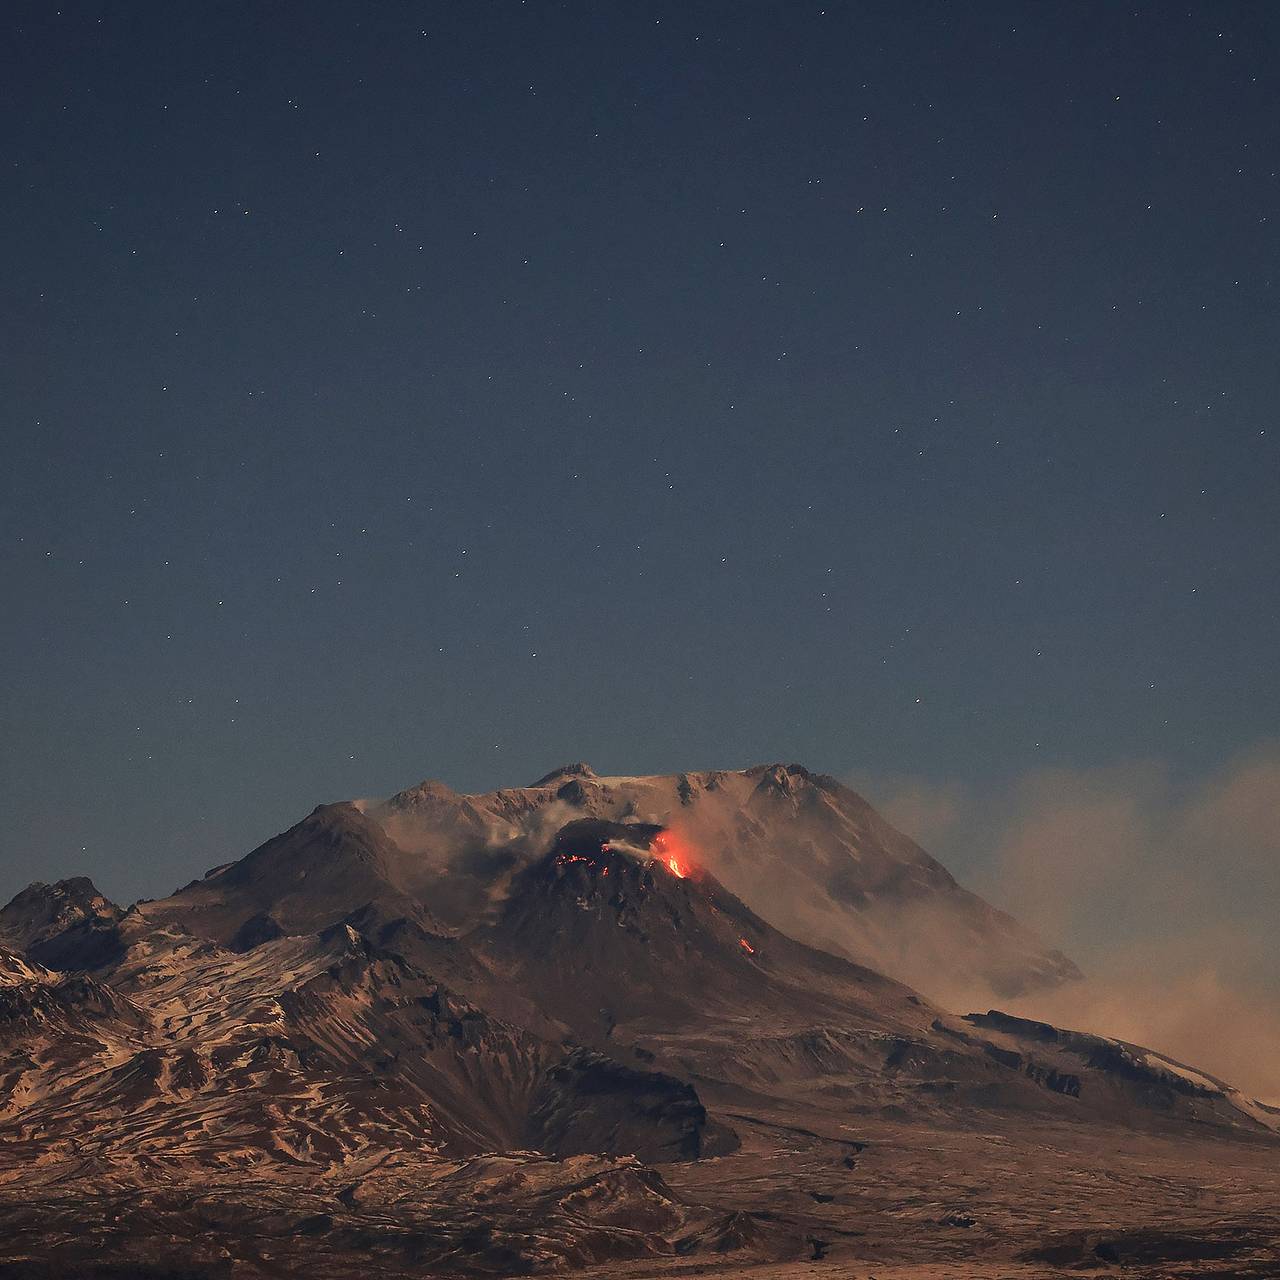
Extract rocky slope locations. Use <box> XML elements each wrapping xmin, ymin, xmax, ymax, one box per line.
<box><xmin>1</xmin><ymin>762</ymin><xmax>1277</xmax><ymax>1278</ymax></box>
<box><xmin>143</xmin><ymin>763</ymin><xmax>1079</xmax><ymax>1002</ymax></box>
<box><xmin>385</xmin><ymin>763</ymin><xmax>1085</xmax><ymax>1002</ymax></box>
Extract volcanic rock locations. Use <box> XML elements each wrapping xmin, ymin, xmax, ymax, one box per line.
<box><xmin>2</xmin><ymin>761</ymin><xmax>1278</xmax><ymax>1277</ymax></box>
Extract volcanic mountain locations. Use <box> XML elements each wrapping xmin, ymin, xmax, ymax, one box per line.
<box><xmin>383</xmin><ymin>762</ymin><xmax>1083</xmax><ymax>1000</ymax></box>
<box><xmin>142</xmin><ymin>763</ymin><xmax>1078</xmax><ymax>1003</ymax></box>
<box><xmin>470</xmin><ymin>817</ymin><xmax>930</xmax><ymax>1043</ymax></box>
<box><xmin>2</xmin><ymin>762</ymin><xmax>1278</xmax><ymax>1279</ymax></box>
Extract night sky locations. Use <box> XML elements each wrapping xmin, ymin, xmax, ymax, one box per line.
<box><xmin>3</xmin><ymin>2</ymin><xmax>1278</xmax><ymax>905</ymax></box>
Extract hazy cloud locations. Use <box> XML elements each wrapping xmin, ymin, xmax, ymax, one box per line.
<box><xmin>859</xmin><ymin>744</ymin><xmax>1280</xmax><ymax>1102</ymax></box>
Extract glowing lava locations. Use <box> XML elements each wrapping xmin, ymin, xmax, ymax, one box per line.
<box><xmin>651</xmin><ymin>829</ymin><xmax>694</xmax><ymax>879</ymax></box>
<box><xmin>738</xmin><ymin>937</ymin><xmax>755</xmax><ymax>954</ymax></box>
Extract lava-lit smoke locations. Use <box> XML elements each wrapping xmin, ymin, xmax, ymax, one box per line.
<box><xmin>651</xmin><ymin>829</ymin><xmax>695</xmax><ymax>878</ymax></box>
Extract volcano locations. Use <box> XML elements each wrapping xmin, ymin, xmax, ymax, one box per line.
<box><xmin>476</xmin><ymin>817</ymin><xmax>924</xmax><ymax>1039</ymax></box>
<box><xmin>2</xmin><ymin>762</ymin><xmax>1278</xmax><ymax>1278</ymax></box>
<box><xmin>142</xmin><ymin>763</ymin><xmax>1081</xmax><ymax>1003</ymax></box>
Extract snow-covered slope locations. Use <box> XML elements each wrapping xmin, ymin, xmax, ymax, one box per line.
<box><xmin>2</xmin><ymin>763</ymin><xmax>1277</xmax><ymax>1277</ymax></box>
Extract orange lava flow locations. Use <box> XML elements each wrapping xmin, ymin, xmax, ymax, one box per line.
<box><xmin>651</xmin><ymin>829</ymin><xmax>694</xmax><ymax>879</ymax></box>
<box><xmin>739</xmin><ymin>937</ymin><xmax>755</xmax><ymax>954</ymax></box>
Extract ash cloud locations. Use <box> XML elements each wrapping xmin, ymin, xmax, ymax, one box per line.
<box><xmin>860</xmin><ymin>745</ymin><xmax>1280</xmax><ymax>1103</ymax></box>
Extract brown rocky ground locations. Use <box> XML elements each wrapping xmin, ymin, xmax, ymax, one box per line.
<box><xmin>2</xmin><ymin>765</ymin><xmax>1277</xmax><ymax>1278</ymax></box>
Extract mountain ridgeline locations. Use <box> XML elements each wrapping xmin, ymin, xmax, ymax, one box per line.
<box><xmin>136</xmin><ymin>762</ymin><xmax>1081</xmax><ymax>1002</ymax></box>
<box><xmin>1</xmin><ymin>762</ymin><xmax>1277</xmax><ymax>1278</ymax></box>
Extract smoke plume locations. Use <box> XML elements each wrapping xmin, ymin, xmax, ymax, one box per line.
<box><xmin>861</xmin><ymin>744</ymin><xmax>1280</xmax><ymax>1103</ymax></box>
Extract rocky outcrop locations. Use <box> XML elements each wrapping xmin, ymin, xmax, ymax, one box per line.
<box><xmin>0</xmin><ymin>877</ymin><xmax>125</xmax><ymax>971</ymax></box>
<box><xmin>527</xmin><ymin>1047</ymin><xmax>733</xmax><ymax>1162</ymax></box>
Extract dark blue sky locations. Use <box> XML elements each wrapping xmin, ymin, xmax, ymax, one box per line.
<box><xmin>3</xmin><ymin>2</ymin><xmax>1278</xmax><ymax>904</ymax></box>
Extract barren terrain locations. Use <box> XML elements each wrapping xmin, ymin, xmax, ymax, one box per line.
<box><xmin>1</xmin><ymin>764</ymin><xmax>1276</xmax><ymax>1278</ymax></box>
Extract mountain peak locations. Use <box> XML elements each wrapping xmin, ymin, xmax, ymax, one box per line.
<box><xmin>383</xmin><ymin>777</ymin><xmax>461</xmax><ymax>813</ymax></box>
<box><xmin>742</xmin><ymin>761</ymin><xmax>849</xmax><ymax>798</ymax></box>
<box><xmin>0</xmin><ymin>877</ymin><xmax>125</xmax><ymax>971</ymax></box>
<box><xmin>0</xmin><ymin>875</ymin><xmax>120</xmax><ymax>936</ymax></box>
<box><xmin>117</xmin><ymin>760</ymin><xmax>1079</xmax><ymax>1006</ymax></box>
<box><xmin>530</xmin><ymin>761</ymin><xmax>598</xmax><ymax>786</ymax></box>
<box><xmin>1</xmin><ymin>876</ymin><xmax>116</xmax><ymax>917</ymax></box>
<box><xmin>143</xmin><ymin>800</ymin><xmax>426</xmax><ymax>948</ymax></box>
